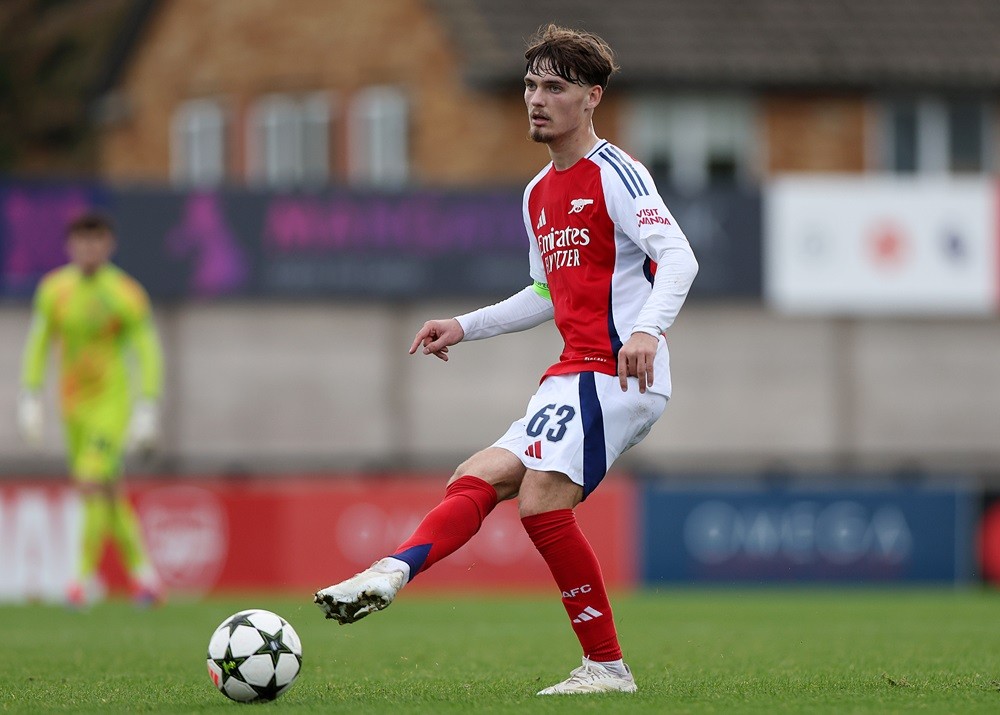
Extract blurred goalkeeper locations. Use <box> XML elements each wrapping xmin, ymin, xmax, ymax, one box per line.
<box><xmin>316</xmin><ymin>25</ymin><xmax>698</xmax><ymax>694</ymax></box>
<box><xmin>18</xmin><ymin>211</ymin><xmax>164</xmax><ymax>607</ymax></box>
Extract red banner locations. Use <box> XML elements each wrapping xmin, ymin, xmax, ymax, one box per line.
<box><xmin>0</xmin><ymin>475</ymin><xmax>637</xmax><ymax>601</ymax></box>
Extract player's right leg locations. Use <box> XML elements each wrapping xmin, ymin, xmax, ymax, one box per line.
<box><xmin>313</xmin><ymin>448</ymin><xmax>523</xmax><ymax>624</ymax></box>
<box><xmin>69</xmin><ymin>413</ymin><xmax>162</xmax><ymax>607</ymax></box>
<box><xmin>65</xmin><ymin>421</ymin><xmax>105</xmax><ymax>607</ymax></box>
<box><xmin>69</xmin><ymin>481</ymin><xmax>111</xmax><ymax>608</ymax></box>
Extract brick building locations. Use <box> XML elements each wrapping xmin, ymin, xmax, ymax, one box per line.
<box><xmin>93</xmin><ymin>0</ymin><xmax>1000</xmax><ymax>190</ymax></box>
<box><xmin>3</xmin><ymin>0</ymin><xmax>1000</xmax><ymax>479</ymax></box>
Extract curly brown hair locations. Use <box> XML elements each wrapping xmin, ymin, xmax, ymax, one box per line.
<box><xmin>524</xmin><ymin>24</ymin><xmax>620</xmax><ymax>90</ymax></box>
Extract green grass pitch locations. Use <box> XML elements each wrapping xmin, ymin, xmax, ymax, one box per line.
<box><xmin>0</xmin><ymin>589</ymin><xmax>998</xmax><ymax>713</ymax></box>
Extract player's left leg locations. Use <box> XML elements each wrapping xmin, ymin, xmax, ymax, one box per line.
<box><xmin>520</xmin><ymin>473</ymin><xmax>636</xmax><ymax>694</ymax></box>
<box><xmin>106</xmin><ymin>481</ymin><xmax>162</xmax><ymax>606</ymax></box>
<box><xmin>512</xmin><ymin>372</ymin><xmax>666</xmax><ymax>694</ymax></box>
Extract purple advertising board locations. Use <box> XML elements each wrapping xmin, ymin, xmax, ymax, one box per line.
<box><xmin>0</xmin><ymin>181</ymin><xmax>111</xmax><ymax>298</ymax></box>
<box><xmin>1</xmin><ymin>182</ymin><xmax>761</xmax><ymax>300</ymax></box>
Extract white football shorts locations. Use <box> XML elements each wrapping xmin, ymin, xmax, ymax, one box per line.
<box><xmin>492</xmin><ymin>371</ymin><xmax>668</xmax><ymax>499</ymax></box>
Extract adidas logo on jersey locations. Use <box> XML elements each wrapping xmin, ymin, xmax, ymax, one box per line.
<box><xmin>524</xmin><ymin>440</ymin><xmax>542</xmax><ymax>459</ymax></box>
<box><xmin>571</xmin><ymin>606</ymin><xmax>604</xmax><ymax>623</ymax></box>
<box><xmin>536</xmin><ymin>208</ymin><xmax>547</xmax><ymax>229</ymax></box>
<box><xmin>568</xmin><ymin>198</ymin><xmax>594</xmax><ymax>214</ymax></box>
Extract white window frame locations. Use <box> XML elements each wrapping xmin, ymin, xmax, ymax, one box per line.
<box><xmin>246</xmin><ymin>92</ymin><xmax>332</xmax><ymax>188</ymax></box>
<box><xmin>872</xmin><ymin>95</ymin><xmax>995</xmax><ymax>175</ymax></box>
<box><xmin>625</xmin><ymin>93</ymin><xmax>757</xmax><ymax>192</ymax></box>
<box><xmin>347</xmin><ymin>86</ymin><xmax>409</xmax><ymax>186</ymax></box>
<box><xmin>170</xmin><ymin>98</ymin><xmax>226</xmax><ymax>187</ymax></box>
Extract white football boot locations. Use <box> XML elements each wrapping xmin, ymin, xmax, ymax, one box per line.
<box><xmin>313</xmin><ymin>558</ymin><xmax>406</xmax><ymax>624</ymax></box>
<box><xmin>537</xmin><ymin>657</ymin><xmax>638</xmax><ymax>695</ymax></box>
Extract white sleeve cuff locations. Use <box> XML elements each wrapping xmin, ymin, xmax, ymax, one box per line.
<box><xmin>631</xmin><ymin>325</ymin><xmax>663</xmax><ymax>338</ymax></box>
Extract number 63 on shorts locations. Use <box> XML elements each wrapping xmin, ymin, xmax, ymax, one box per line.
<box><xmin>492</xmin><ymin>371</ymin><xmax>668</xmax><ymax>499</ymax></box>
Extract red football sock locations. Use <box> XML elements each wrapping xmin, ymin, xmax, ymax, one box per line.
<box><xmin>522</xmin><ymin>509</ymin><xmax>622</xmax><ymax>662</ymax></box>
<box><xmin>391</xmin><ymin>476</ymin><xmax>498</xmax><ymax>580</ymax></box>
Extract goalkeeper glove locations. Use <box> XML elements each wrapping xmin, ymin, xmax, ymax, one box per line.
<box><xmin>17</xmin><ymin>391</ymin><xmax>44</xmax><ymax>446</ymax></box>
<box><xmin>129</xmin><ymin>399</ymin><xmax>160</xmax><ymax>454</ymax></box>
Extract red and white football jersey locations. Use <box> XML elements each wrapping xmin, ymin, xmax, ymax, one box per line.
<box><xmin>523</xmin><ymin>140</ymin><xmax>692</xmax><ymax>391</ymax></box>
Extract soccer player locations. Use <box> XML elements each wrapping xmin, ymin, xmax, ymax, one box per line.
<box><xmin>315</xmin><ymin>24</ymin><xmax>698</xmax><ymax>694</ymax></box>
<box><xmin>18</xmin><ymin>211</ymin><xmax>165</xmax><ymax>607</ymax></box>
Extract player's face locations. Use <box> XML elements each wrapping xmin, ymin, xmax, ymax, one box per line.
<box><xmin>524</xmin><ymin>67</ymin><xmax>600</xmax><ymax>145</ymax></box>
<box><xmin>67</xmin><ymin>229</ymin><xmax>115</xmax><ymax>275</ymax></box>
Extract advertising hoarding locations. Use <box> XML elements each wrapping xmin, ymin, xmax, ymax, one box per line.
<box><xmin>765</xmin><ymin>176</ymin><xmax>999</xmax><ymax>315</ymax></box>
<box><xmin>641</xmin><ymin>482</ymin><xmax>975</xmax><ymax>584</ymax></box>
<box><xmin>0</xmin><ymin>476</ymin><xmax>636</xmax><ymax>602</ymax></box>
<box><xmin>1</xmin><ymin>182</ymin><xmax>760</xmax><ymax>300</ymax></box>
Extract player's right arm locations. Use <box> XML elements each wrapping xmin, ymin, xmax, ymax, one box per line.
<box><xmin>411</xmin><ymin>176</ymin><xmax>554</xmax><ymax>361</ymax></box>
<box><xmin>448</xmin><ymin>175</ymin><xmax>554</xmax><ymax>343</ymax></box>
<box><xmin>409</xmin><ymin>318</ymin><xmax>464</xmax><ymax>361</ymax></box>
<box><xmin>409</xmin><ymin>284</ymin><xmax>554</xmax><ymax>362</ymax></box>
<box><xmin>18</xmin><ymin>277</ymin><xmax>55</xmax><ymax>444</ymax></box>
<box><xmin>21</xmin><ymin>277</ymin><xmax>55</xmax><ymax>392</ymax></box>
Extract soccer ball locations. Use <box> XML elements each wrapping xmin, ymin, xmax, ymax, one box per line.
<box><xmin>206</xmin><ymin>609</ymin><xmax>302</xmax><ymax>702</ymax></box>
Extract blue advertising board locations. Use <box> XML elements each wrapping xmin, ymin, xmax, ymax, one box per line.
<box><xmin>641</xmin><ymin>482</ymin><xmax>975</xmax><ymax>584</ymax></box>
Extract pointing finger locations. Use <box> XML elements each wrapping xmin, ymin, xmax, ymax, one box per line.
<box><xmin>409</xmin><ymin>328</ymin><xmax>431</xmax><ymax>354</ymax></box>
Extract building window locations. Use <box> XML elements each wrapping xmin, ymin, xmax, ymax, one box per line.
<box><xmin>888</xmin><ymin>100</ymin><xmax>919</xmax><ymax>173</ymax></box>
<box><xmin>626</xmin><ymin>94</ymin><xmax>756</xmax><ymax>192</ymax></box>
<box><xmin>247</xmin><ymin>92</ymin><xmax>332</xmax><ymax>188</ymax></box>
<box><xmin>347</xmin><ymin>86</ymin><xmax>408</xmax><ymax>186</ymax></box>
<box><xmin>878</xmin><ymin>96</ymin><xmax>993</xmax><ymax>174</ymax></box>
<box><xmin>171</xmin><ymin>99</ymin><xmax>226</xmax><ymax>187</ymax></box>
<box><xmin>948</xmin><ymin>98</ymin><xmax>989</xmax><ymax>173</ymax></box>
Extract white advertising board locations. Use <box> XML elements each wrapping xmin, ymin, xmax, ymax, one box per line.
<box><xmin>765</xmin><ymin>177</ymin><xmax>998</xmax><ymax>315</ymax></box>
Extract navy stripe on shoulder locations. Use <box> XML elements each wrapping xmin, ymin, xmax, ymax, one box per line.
<box><xmin>604</xmin><ymin>145</ymin><xmax>649</xmax><ymax>196</ymax></box>
<box><xmin>586</xmin><ymin>140</ymin><xmax>609</xmax><ymax>159</ymax></box>
<box><xmin>598</xmin><ymin>151</ymin><xmax>637</xmax><ymax>199</ymax></box>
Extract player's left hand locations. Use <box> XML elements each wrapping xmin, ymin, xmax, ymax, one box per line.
<box><xmin>129</xmin><ymin>399</ymin><xmax>160</xmax><ymax>455</ymax></box>
<box><xmin>617</xmin><ymin>332</ymin><xmax>659</xmax><ymax>393</ymax></box>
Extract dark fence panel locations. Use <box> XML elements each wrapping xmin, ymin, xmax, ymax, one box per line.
<box><xmin>663</xmin><ymin>186</ymin><xmax>762</xmax><ymax>299</ymax></box>
<box><xmin>1</xmin><ymin>181</ymin><xmax>761</xmax><ymax>301</ymax></box>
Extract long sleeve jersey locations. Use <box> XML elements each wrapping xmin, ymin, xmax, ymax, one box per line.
<box><xmin>21</xmin><ymin>263</ymin><xmax>163</xmax><ymax>417</ymax></box>
<box><xmin>458</xmin><ymin>140</ymin><xmax>698</xmax><ymax>397</ymax></box>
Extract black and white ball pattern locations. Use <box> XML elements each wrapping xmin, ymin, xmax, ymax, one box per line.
<box><xmin>207</xmin><ymin>609</ymin><xmax>302</xmax><ymax>702</ymax></box>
